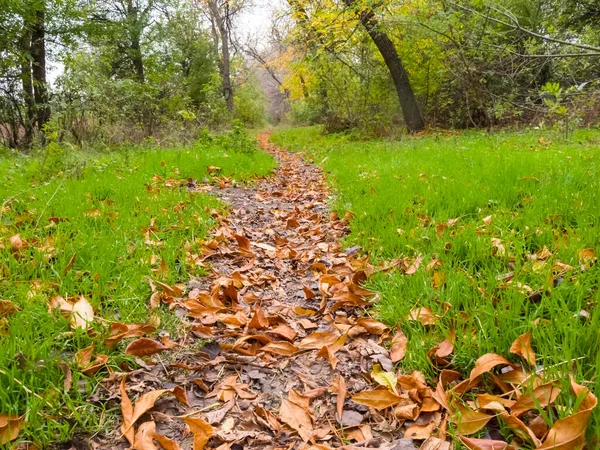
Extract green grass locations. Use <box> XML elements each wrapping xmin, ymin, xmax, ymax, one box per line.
<box><xmin>271</xmin><ymin>125</ymin><xmax>600</xmax><ymax>442</ymax></box>
<box><xmin>0</xmin><ymin>139</ymin><xmax>275</xmax><ymax>447</ymax></box>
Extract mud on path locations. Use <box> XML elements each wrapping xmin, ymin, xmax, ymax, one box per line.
<box><xmin>90</xmin><ymin>134</ymin><xmax>442</xmax><ymax>450</ymax></box>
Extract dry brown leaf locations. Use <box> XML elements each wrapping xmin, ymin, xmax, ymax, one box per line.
<box><xmin>279</xmin><ymin>394</ymin><xmax>313</xmax><ymax>442</ymax></box>
<box><xmin>120</xmin><ymin>378</ymin><xmax>135</xmax><ymax>446</ymax></box>
<box><xmin>125</xmin><ymin>338</ymin><xmax>169</xmax><ymax>357</ymax></box>
<box><xmin>537</xmin><ymin>377</ymin><xmax>597</xmax><ymax>449</ymax></box>
<box><xmin>184</xmin><ymin>417</ymin><xmax>214</xmax><ymax>450</ymax></box>
<box><xmin>404</xmin><ymin>422</ymin><xmax>435</xmax><ymax>440</ymax></box>
<box><xmin>297</xmin><ymin>329</ymin><xmax>340</xmax><ymax>350</ymax></box>
<box><xmin>390</xmin><ymin>328</ymin><xmax>407</xmax><ymax>362</ymax></box>
<box><xmin>134</xmin><ymin>421</ymin><xmax>182</xmax><ymax>450</ymax></box>
<box><xmin>351</xmin><ymin>389</ymin><xmax>404</xmax><ymax>409</ymax></box>
<box><xmin>509</xmin><ymin>331</ymin><xmax>536</xmax><ymax>366</ymax></box>
<box><xmin>578</xmin><ymin>248</ymin><xmax>596</xmax><ymax>265</ymax></box>
<box><xmin>0</xmin><ymin>300</ymin><xmax>20</xmax><ymax>317</ymax></box>
<box><xmin>451</xmin><ymin>403</ymin><xmax>493</xmax><ymax>435</ymax></box>
<box><xmin>459</xmin><ymin>436</ymin><xmax>512</xmax><ymax>450</ymax></box>
<box><xmin>332</xmin><ymin>374</ymin><xmax>346</xmax><ymax>421</ymax></box>
<box><xmin>355</xmin><ymin>317</ymin><xmax>388</xmax><ymax>335</ymax></box>
<box><xmin>510</xmin><ymin>381</ymin><xmax>561</xmax><ymax>417</ymax></box>
<box><xmin>469</xmin><ymin>353</ymin><xmax>512</xmax><ymax>381</ymax></box>
<box><xmin>248</xmin><ymin>305</ymin><xmax>269</xmax><ymax>329</ymax></box>
<box><xmin>0</xmin><ymin>415</ymin><xmax>24</xmax><ymax>445</ymax></box>
<box><xmin>261</xmin><ymin>341</ymin><xmax>298</xmax><ymax>356</ymax></box>
<box><xmin>70</xmin><ymin>296</ymin><xmax>94</xmax><ymax>330</ymax></box>
<box><xmin>432</xmin><ymin>272</ymin><xmax>446</xmax><ymax>289</ymax></box>
<box><xmin>407</xmin><ymin>307</ymin><xmax>438</xmax><ymax>326</ymax></box>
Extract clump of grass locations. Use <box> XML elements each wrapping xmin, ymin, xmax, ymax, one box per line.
<box><xmin>272</xmin><ymin>125</ymin><xmax>600</xmax><ymax>441</ymax></box>
<box><xmin>0</xmin><ymin>139</ymin><xmax>276</xmax><ymax>447</ymax></box>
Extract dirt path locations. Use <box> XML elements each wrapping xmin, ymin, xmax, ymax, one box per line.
<box><xmin>91</xmin><ymin>134</ymin><xmax>437</xmax><ymax>450</ymax></box>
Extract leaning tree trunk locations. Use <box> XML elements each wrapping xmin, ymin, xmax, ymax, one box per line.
<box><xmin>31</xmin><ymin>5</ymin><xmax>51</xmax><ymax>133</ymax></box>
<box><xmin>208</xmin><ymin>1</ymin><xmax>234</xmax><ymax>113</ymax></box>
<box><xmin>344</xmin><ymin>0</ymin><xmax>424</xmax><ymax>133</ymax></box>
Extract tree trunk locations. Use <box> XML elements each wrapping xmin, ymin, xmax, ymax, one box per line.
<box><xmin>127</xmin><ymin>0</ymin><xmax>145</xmax><ymax>83</ymax></box>
<box><xmin>344</xmin><ymin>0</ymin><xmax>425</xmax><ymax>133</ymax></box>
<box><xmin>31</xmin><ymin>5</ymin><xmax>51</xmax><ymax>133</ymax></box>
<box><xmin>20</xmin><ymin>29</ymin><xmax>35</xmax><ymax>146</ymax></box>
<box><xmin>208</xmin><ymin>1</ymin><xmax>234</xmax><ymax>113</ymax></box>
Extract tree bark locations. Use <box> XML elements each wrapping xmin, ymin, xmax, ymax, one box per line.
<box><xmin>344</xmin><ymin>0</ymin><xmax>425</xmax><ymax>133</ymax></box>
<box><xmin>20</xmin><ymin>28</ymin><xmax>35</xmax><ymax>146</ymax></box>
<box><xmin>31</xmin><ymin>5</ymin><xmax>51</xmax><ymax>132</ymax></box>
<box><xmin>208</xmin><ymin>1</ymin><xmax>234</xmax><ymax>113</ymax></box>
<box><xmin>126</xmin><ymin>0</ymin><xmax>145</xmax><ymax>83</ymax></box>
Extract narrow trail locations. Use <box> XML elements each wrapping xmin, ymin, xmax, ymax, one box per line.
<box><xmin>94</xmin><ymin>134</ymin><xmax>438</xmax><ymax>450</ymax></box>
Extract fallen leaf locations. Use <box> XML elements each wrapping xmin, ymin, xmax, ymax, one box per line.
<box><xmin>134</xmin><ymin>421</ymin><xmax>182</xmax><ymax>450</ymax></box>
<box><xmin>404</xmin><ymin>422</ymin><xmax>435</xmax><ymax>440</ymax></box>
<box><xmin>70</xmin><ymin>296</ymin><xmax>94</xmax><ymax>330</ymax></box>
<box><xmin>332</xmin><ymin>374</ymin><xmax>346</xmax><ymax>421</ymax></box>
<box><xmin>407</xmin><ymin>307</ymin><xmax>438</xmax><ymax>326</ymax></box>
<box><xmin>509</xmin><ymin>331</ymin><xmax>536</xmax><ymax>366</ymax></box>
<box><xmin>352</xmin><ymin>389</ymin><xmax>404</xmax><ymax>409</ymax></box>
<box><xmin>578</xmin><ymin>248</ymin><xmax>596</xmax><ymax>265</ymax></box>
<box><xmin>459</xmin><ymin>436</ymin><xmax>511</xmax><ymax>450</ymax></box>
<box><xmin>297</xmin><ymin>329</ymin><xmax>340</xmax><ymax>350</ymax></box>
<box><xmin>469</xmin><ymin>354</ymin><xmax>512</xmax><ymax>381</ymax></box>
<box><xmin>125</xmin><ymin>338</ymin><xmax>169</xmax><ymax>357</ymax></box>
<box><xmin>510</xmin><ymin>381</ymin><xmax>561</xmax><ymax>417</ymax></box>
<box><xmin>371</xmin><ymin>364</ymin><xmax>398</xmax><ymax>394</ymax></box>
<box><xmin>390</xmin><ymin>328</ymin><xmax>407</xmax><ymax>362</ymax></box>
<box><xmin>261</xmin><ymin>341</ymin><xmax>298</xmax><ymax>356</ymax></box>
<box><xmin>0</xmin><ymin>300</ymin><xmax>20</xmax><ymax>317</ymax></box>
<box><xmin>0</xmin><ymin>415</ymin><xmax>24</xmax><ymax>445</ymax></box>
<box><xmin>279</xmin><ymin>393</ymin><xmax>313</xmax><ymax>442</ymax></box>
<box><xmin>537</xmin><ymin>377</ymin><xmax>597</xmax><ymax>449</ymax></box>
<box><xmin>184</xmin><ymin>417</ymin><xmax>214</xmax><ymax>450</ymax></box>
<box><xmin>451</xmin><ymin>403</ymin><xmax>493</xmax><ymax>435</ymax></box>
<box><xmin>248</xmin><ymin>305</ymin><xmax>269</xmax><ymax>329</ymax></box>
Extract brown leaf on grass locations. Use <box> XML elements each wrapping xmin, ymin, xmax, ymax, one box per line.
<box><xmin>578</xmin><ymin>248</ymin><xmax>596</xmax><ymax>265</ymax></box>
<box><xmin>134</xmin><ymin>421</ymin><xmax>182</xmax><ymax>450</ymax></box>
<box><xmin>405</xmin><ymin>254</ymin><xmax>422</xmax><ymax>275</ymax></box>
<box><xmin>279</xmin><ymin>391</ymin><xmax>313</xmax><ymax>442</ymax></box>
<box><xmin>104</xmin><ymin>319</ymin><xmax>159</xmax><ymax>348</ymax></box>
<box><xmin>459</xmin><ymin>436</ymin><xmax>512</xmax><ymax>450</ymax></box>
<box><xmin>537</xmin><ymin>377</ymin><xmax>597</xmax><ymax>449</ymax></box>
<box><xmin>352</xmin><ymin>389</ymin><xmax>405</xmax><ymax>409</ymax></box>
<box><xmin>510</xmin><ymin>381</ymin><xmax>561</xmax><ymax>417</ymax></box>
<box><xmin>0</xmin><ymin>415</ymin><xmax>24</xmax><ymax>445</ymax></box>
<box><xmin>407</xmin><ymin>307</ymin><xmax>439</xmax><ymax>326</ymax></box>
<box><xmin>75</xmin><ymin>345</ymin><xmax>94</xmax><ymax>368</ymax></box>
<box><xmin>248</xmin><ymin>305</ymin><xmax>269</xmax><ymax>329</ymax></box>
<box><xmin>451</xmin><ymin>403</ymin><xmax>493</xmax><ymax>435</ymax></box>
<box><xmin>0</xmin><ymin>300</ymin><xmax>20</xmax><ymax>317</ymax></box>
<box><xmin>469</xmin><ymin>354</ymin><xmax>513</xmax><ymax>381</ymax></box>
<box><xmin>63</xmin><ymin>253</ymin><xmax>77</xmax><ymax>274</ymax></box>
<box><xmin>125</xmin><ymin>338</ymin><xmax>169</xmax><ymax>357</ymax></box>
<box><xmin>500</xmin><ymin>413</ymin><xmax>541</xmax><ymax>447</ymax></box>
<box><xmin>509</xmin><ymin>331</ymin><xmax>536</xmax><ymax>366</ymax></box>
<box><xmin>390</xmin><ymin>328</ymin><xmax>407</xmax><ymax>362</ymax></box>
<box><xmin>81</xmin><ymin>354</ymin><xmax>108</xmax><ymax>376</ymax></box>
<box><xmin>184</xmin><ymin>417</ymin><xmax>214</xmax><ymax>450</ymax></box>
<box><xmin>70</xmin><ymin>296</ymin><xmax>94</xmax><ymax>330</ymax></box>
<box><xmin>432</xmin><ymin>272</ymin><xmax>446</xmax><ymax>289</ymax></box>
<box><xmin>120</xmin><ymin>378</ymin><xmax>135</xmax><ymax>445</ymax></box>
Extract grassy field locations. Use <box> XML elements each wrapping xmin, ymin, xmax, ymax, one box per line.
<box><xmin>271</xmin><ymin>126</ymin><xmax>600</xmax><ymax>441</ymax></box>
<box><xmin>0</xmin><ymin>137</ymin><xmax>275</xmax><ymax>447</ymax></box>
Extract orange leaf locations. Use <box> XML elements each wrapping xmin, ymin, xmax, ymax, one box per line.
<box><xmin>297</xmin><ymin>329</ymin><xmax>340</xmax><ymax>350</ymax></box>
<box><xmin>407</xmin><ymin>307</ymin><xmax>438</xmax><ymax>326</ymax></box>
<box><xmin>279</xmin><ymin>395</ymin><xmax>313</xmax><ymax>442</ymax></box>
<box><xmin>351</xmin><ymin>389</ymin><xmax>405</xmax><ymax>409</ymax></box>
<box><xmin>469</xmin><ymin>354</ymin><xmax>512</xmax><ymax>381</ymax></box>
<box><xmin>509</xmin><ymin>331</ymin><xmax>536</xmax><ymax>366</ymax></box>
<box><xmin>125</xmin><ymin>338</ymin><xmax>169</xmax><ymax>357</ymax></box>
<box><xmin>184</xmin><ymin>417</ymin><xmax>214</xmax><ymax>450</ymax></box>
<box><xmin>0</xmin><ymin>415</ymin><xmax>24</xmax><ymax>445</ymax></box>
<box><xmin>248</xmin><ymin>305</ymin><xmax>269</xmax><ymax>329</ymax></box>
<box><xmin>510</xmin><ymin>381</ymin><xmax>561</xmax><ymax>417</ymax></box>
<box><xmin>261</xmin><ymin>341</ymin><xmax>298</xmax><ymax>356</ymax></box>
<box><xmin>459</xmin><ymin>436</ymin><xmax>512</xmax><ymax>450</ymax></box>
<box><xmin>390</xmin><ymin>328</ymin><xmax>407</xmax><ymax>362</ymax></box>
<box><xmin>120</xmin><ymin>378</ymin><xmax>135</xmax><ymax>446</ymax></box>
<box><xmin>537</xmin><ymin>377</ymin><xmax>598</xmax><ymax>449</ymax></box>
<box><xmin>0</xmin><ymin>300</ymin><xmax>20</xmax><ymax>317</ymax></box>
<box><xmin>452</xmin><ymin>403</ymin><xmax>493</xmax><ymax>435</ymax></box>
<box><xmin>70</xmin><ymin>296</ymin><xmax>94</xmax><ymax>330</ymax></box>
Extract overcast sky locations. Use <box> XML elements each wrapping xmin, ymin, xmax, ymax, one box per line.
<box><xmin>237</xmin><ymin>0</ymin><xmax>287</xmax><ymax>41</ymax></box>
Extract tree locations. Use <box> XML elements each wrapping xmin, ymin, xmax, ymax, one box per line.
<box><xmin>343</xmin><ymin>0</ymin><xmax>424</xmax><ymax>133</ymax></box>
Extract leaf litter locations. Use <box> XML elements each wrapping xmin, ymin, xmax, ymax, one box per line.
<box><xmin>10</xmin><ymin>134</ymin><xmax>595</xmax><ymax>449</ymax></box>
